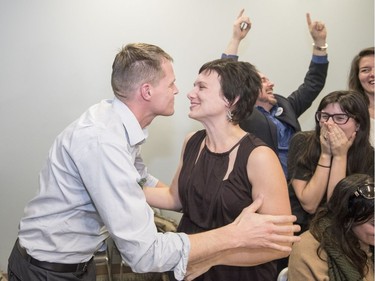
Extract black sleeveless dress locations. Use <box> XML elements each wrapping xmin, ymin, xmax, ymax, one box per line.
<box><xmin>175</xmin><ymin>130</ymin><xmax>277</xmax><ymax>281</ymax></box>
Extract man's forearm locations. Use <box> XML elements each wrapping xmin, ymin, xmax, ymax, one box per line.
<box><xmin>187</xmin><ymin>246</ymin><xmax>289</xmax><ymax>278</ymax></box>
<box><xmin>187</xmin><ymin>223</ymin><xmax>239</xmax><ymax>264</ymax></box>
<box><xmin>224</xmin><ymin>38</ymin><xmax>242</xmax><ymax>56</ymax></box>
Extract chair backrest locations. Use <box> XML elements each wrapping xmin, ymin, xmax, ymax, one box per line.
<box><xmin>154</xmin><ymin>213</ymin><xmax>178</xmax><ymax>233</ymax></box>
<box><xmin>277</xmin><ymin>267</ymin><xmax>288</xmax><ymax>281</ymax></box>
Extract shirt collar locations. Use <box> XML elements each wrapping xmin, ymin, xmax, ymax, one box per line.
<box><xmin>256</xmin><ymin>104</ymin><xmax>279</xmax><ymax>115</ymax></box>
<box><xmin>112</xmin><ymin>97</ymin><xmax>148</xmax><ymax>146</ymax></box>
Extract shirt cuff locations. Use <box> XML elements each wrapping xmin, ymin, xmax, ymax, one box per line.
<box><xmin>221</xmin><ymin>53</ymin><xmax>239</xmax><ymax>60</ymax></box>
<box><xmin>145</xmin><ymin>174</ymin><xmax>159</xmax><ymax>187</ymax></box>
<box><xmin>173</xmin><ymin>233</ymin><xmax>190</xmax><ymax>280</ymax></box>
<box><xmin>312</xmin><ymin>54</ymin><xmax>328</xmax><ymax>64</ymax></box>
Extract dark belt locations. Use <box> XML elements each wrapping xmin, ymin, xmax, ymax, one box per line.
<box><xmin>16</xmin><ymin>240</ymin><xmax>92</xmax><ymax>273</ymax></box>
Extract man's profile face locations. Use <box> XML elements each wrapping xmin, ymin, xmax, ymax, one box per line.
<box><xmin>257</xmin><ymin>72</ymin><xmax>277</xmax><ymax>106</ymax></box>
<box><xmin>149</xmin><ymin>60</ymin><xmax>179</xmax><ymax>117</ymax></box>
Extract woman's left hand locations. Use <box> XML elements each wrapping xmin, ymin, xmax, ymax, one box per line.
<box><xmin>327</xmin><ymin>124</ymin><xmax>356</xmax><ymax>157</ymax></box>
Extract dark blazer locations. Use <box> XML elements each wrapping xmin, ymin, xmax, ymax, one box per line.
<box><xmin>240</xmin><ymin>60</ymin><xmax>329</xmax><ymax>153</ymax></box>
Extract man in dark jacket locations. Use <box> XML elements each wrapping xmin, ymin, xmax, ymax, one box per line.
<box><xmin>222</xmin><ymin>10</ymin><xmax>329</xmax><ymax>178</ymax></box>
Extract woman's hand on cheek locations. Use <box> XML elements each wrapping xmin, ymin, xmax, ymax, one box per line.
<box><xmin>329</xmin><ymin>124</ymin><xmax>355</xmax><ymax>157</ymax></box>
<box><xmin>320</xmin><ymin>123</ymin><xmax>332</xmax><ymax>156</ymax></box>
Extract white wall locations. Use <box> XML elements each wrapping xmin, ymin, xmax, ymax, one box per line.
<box><xmin>0</xmin><ymin>0</ymin><xmax>373</xmax><ymax>271</ymax></box>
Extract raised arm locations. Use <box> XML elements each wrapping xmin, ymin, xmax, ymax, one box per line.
<box><xmin>287</xmin><ymin>13</ymin><xmax>329</xmax><ymax>117</ymax></box>
<box><xmin>223</xmin><ymin>9</ymin><xmax>251</xmax><ymax>56</ymax></box>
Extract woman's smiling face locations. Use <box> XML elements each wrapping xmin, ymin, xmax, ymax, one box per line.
<box><xmin>358</xmin><ymin>54</ymin><xmax>374</xmax><ymax>96</ymax></box>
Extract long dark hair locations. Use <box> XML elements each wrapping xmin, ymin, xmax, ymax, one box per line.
<box><xmin>291</xmin><ymin>90</ymin><xmax>373</xmax><ymax>180</ymax></box>
<box><xmin>310</xmin><ymin>174</ymin><xmax>374</xmax><ymax>277</ymax></box>
<box><xmin>348</xmin><ymin>47</ymin><xmax>374</xmax><ymax>106</ymax></box>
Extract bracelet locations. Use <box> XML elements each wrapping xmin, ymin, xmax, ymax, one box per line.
<box><xmin>312</xmin><ymin>42</ymin><xmax>328</xmax><ymax>51</ymax></box>
<box><xmin>317</xmin><ymin>163</ymin><xmax>331</xmax><ymax>168</ymax></box>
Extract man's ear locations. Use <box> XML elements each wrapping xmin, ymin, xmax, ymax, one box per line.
<box><xmin>140</xmin><ymin>84</ymin><xmax>151</xmax><ymax>100</ymax></box>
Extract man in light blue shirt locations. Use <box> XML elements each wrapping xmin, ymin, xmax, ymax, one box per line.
<box><xmin>8</xmin><ymin>43</ymin><xmax>300</xmax><ymax>281</ymax></box>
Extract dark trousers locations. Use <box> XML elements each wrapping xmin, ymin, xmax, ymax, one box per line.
<box><xmin>7</xmin><ymin>241</ymin><xmax>96</xmax><ymax>281</ymax></box>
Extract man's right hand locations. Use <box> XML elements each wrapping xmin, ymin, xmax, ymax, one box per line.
<box><xmin>306</xmin><ymin>12</ymin><xmax>327</xmax><ymax>52</ymax></box>
<box><xmin>232</xmin><ymin>9</ymin><xmax>251</xmax><ymax>41</ymax></box>
<box><xmin>230</xmin><ymin>195</ymin><xmax>301</xmax><ymax>252</ymax></box>
<box><xmin>224</xmin><ymin>9</ymin><xmax>251</xmax><ymax>56</ymax></box>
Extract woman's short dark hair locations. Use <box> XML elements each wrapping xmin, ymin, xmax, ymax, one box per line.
<box><xmin>199</xmin><ymin>58</ymin><xmax>262</xmax><ymax>125</ymax></box>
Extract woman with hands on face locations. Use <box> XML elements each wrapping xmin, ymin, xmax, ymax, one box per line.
<box><xmin>318</xmin><ymin>105</ymin><xmax>357</xmax><ymax>166</ymax></box>
<box><xmin>288</xmin><ymin>90</ymin><xmax>374</xmax><ymax>235</ymax></box>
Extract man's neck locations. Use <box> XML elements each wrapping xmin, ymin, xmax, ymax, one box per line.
<box><xmin>255</xmin><ymin>101</ymin><xmax>273</xmax><ymax>112</ymax></box>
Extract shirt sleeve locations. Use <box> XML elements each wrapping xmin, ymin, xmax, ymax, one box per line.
<box><xmin>221</xmin><ymin>53</ymin><xmax>239</xmax><ymax>60</ymax></box>
<box><xmin>75</xmin><ymin>131</ymin><xmax>190</xmax><ymax>277</ymax></box>
<box><xmin>286</xmin><ymin>59</ymin><xmax>329</xmax><ymax>118</ymax></box>
<box><xmin>312</xmin><ymin>54</ymin><xmax>328</xmax><ymax>64</ymax></box>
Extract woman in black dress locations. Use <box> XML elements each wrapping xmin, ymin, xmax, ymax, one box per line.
<box><xmin>145</xmin><ymin>58</ymin><xmax>293</xmax><ymax>281</ymax></box>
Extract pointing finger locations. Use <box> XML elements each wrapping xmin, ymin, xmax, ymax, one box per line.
<box><xmin>238</xmin><ymin>8</ymin><xmax>245</xmax><ymax>19</ymax></box>
<box><xmin>306</xmin><ymin>12</ymin><xmax>312</xmax><ymax>27</ymax></box>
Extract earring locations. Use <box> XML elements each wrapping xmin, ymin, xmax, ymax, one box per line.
<box><xmin>226</xmin><ymin>110</ymin><xmax>233</xmax><ymax>122</ymax></box>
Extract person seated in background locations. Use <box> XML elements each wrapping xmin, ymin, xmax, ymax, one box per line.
<box><xmin>222</xmin><ymin>9</ymin><xmax>329</xmax><ymax>178</ymax></box>
<box><xmin>288</xmin><ymin>90</ymin><xmax>374</xmax><ymax>235</ymax></box>
<box><xmin>288</xmin><ymin>173</ymin><xmax>374</xmax><ymax>281</ymax></box>
<box><xmin>144</xmin><ymin>58</ymin><xmax>293</xmax><ymax>281</ymax></box>
<box><xmin>348</xmin><ymin>47</ymin><xmax>374</xmax><ymax>146</ymax></box>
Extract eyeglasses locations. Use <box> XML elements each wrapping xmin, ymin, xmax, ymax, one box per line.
<box><xmin>315</xmin><ymin>111</ymin><xmax>353</xmax><ymax>125</ymax></box>
<box><xmin>354</xmin><ymin>183</ymin><xmax>375</xmax><ymax>199</ymax></box>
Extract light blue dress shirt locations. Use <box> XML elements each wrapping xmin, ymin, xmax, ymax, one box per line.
<box><xmin>18</xmin><ymin>97</ymin><xmax>189</xmax><ymax>279</ymax></box>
